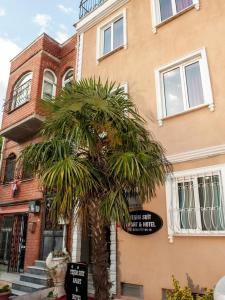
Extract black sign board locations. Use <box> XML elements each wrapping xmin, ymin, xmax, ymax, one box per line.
<box><xmin>65</xmin><ymin>262</ymin><xmax>88</xmax><ymax>300</ymax></box>
<box><xmin>123</xmin><ymin>210</ymin><xmax>163</xmax><ymax>235</ymax></box>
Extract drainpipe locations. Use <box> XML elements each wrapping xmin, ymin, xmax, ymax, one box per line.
<box><xmin>0</xmin><ymin>137</ymin><xmax>5</xmax><ymax>178</ymax></box>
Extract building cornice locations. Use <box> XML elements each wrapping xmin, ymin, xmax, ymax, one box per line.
<box><xmin>167</xmin><ymin>144</ymin><xmax>225</xmax><ymax>164</ymax></box>
<box><xmin>75</xmin><ymin>0</ymin><xmax>130</xmax><ymax>33</ymax></box>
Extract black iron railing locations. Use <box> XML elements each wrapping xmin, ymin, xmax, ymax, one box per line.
<box><xmin>79</xmin><ymin>0</ymin><xmax>108</xmax><ymax>19</ymax></box>
<box><xmin>11</xmin><ymin>79</ymin><xmax>31</xmax><ymax>111</ymax></box>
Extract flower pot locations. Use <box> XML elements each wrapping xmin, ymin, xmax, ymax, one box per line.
<box><xmin>0</xmin><ymin>292</ymin><xmax>10</xmax><ymax>300</ymax></box>
<box><xmin>46</xmin><ymin>252</ymin><xmax>70</xmax><ymax>299</ymax></box>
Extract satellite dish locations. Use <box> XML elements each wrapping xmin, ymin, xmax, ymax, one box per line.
<box><xmin>214</xmin><ymin>276</ymin><xmax>225</xmax><ymax>300</ymax></box>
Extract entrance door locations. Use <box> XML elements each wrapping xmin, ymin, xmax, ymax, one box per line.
<box><xmin>8</xmin><ymin>214</ymin><xmax>28</xmax><ymax>272</ymax></box>
<box><xmin>0</xmin><ymin>216</ymin><xmax>14</xmax><ymax>265</ymax></box>
<box><xmin>41</xmin><ymin>198</ymin><xmax>63</xmax><ymax>259</ymax></box>
<box><xmin>0</xmin><ymin>214</ymin><xmax>28</xmax><ymax>272</ymax></box>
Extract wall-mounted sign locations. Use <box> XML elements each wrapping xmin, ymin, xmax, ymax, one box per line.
<box><xmin>123</xmin><ymin>210</ymin><xmax>163</xmax><ymax>235</ymax></box>
<box><xmin>65</xmin><ymin>262</ymin><xmax>88</xmax><ymax>300</ymax></box>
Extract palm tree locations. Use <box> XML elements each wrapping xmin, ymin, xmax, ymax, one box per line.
<box><xmin>21</xmin><ymin>78</ymin><xmax>171</xmax><ymax>300</ymax></box>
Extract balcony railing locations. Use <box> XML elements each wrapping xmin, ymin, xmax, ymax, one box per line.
<box><xmin>79</xmin><ymin>0</ymin><xmax>107</xmax><ymax>19</ymax></box>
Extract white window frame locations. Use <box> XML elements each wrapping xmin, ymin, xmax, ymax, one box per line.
<box><xmin>150</xmin><ymin>0</ymin><xmax>200</xmax><ymax>32</ymax></box>
<box><xmin>166</xmin><ymin>164</ymin><xmax>225</xmax><ymax>243</ymax></box>
<box><xmin>155</xmin><ymin>48</ymin><xmax>214</xmax><ymax>126</ymax></box>
<box><xmin>96</xmin><ymin>9</ymin><xmax>127</xmax><ymax>61</ymax></box>
<box><xmin>62</xmin><ymin>68</ymin><xmax>74</xmax><ymax>88</ymax></box>
<box><xmin>42</xmin><ymin>69</ymin><xmax>57</xmax><ymax>100</ymax></box>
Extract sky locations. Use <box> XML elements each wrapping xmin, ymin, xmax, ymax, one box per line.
<box><xmin>0</xmin><ymin>0</ymin><xmax>80</xmax><ymax>120</ymax></box>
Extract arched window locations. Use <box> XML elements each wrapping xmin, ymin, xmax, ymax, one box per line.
<box><xmin>62</xmin><ymin>69</ymin><xmax>74</xmax><ymax>88</ymax></box>
<box><xmin>42</xmin><ymin>70</ymin><xmax>57</xmax><ymax>100</ymax></box>
<box><xmin>11</xmin><ymin>72</ymin><xmax>32</xmax><ymax>110</ymax></box>
<box><xmin>4</xmin><ymin>153</ymin><xmax>16</xmax><ymax>183</ymax></box>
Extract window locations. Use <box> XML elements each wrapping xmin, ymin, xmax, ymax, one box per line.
<box><xmin>4</xmin><ymin>153</ymin><xmax>16</xmax><ymax>183</ymax></box>
<box><xmin>155</xmin><ymin>48</ymin><xmax>214</xmax><ymax>125</ymax></box>
<box><xmin>166</xmin><ymin>165</ymin><xmax>225</xmax><ymax>239</ymax></box>
<box><xmin>22</xmin><ymin>164</ymin><xmax>33</xmax><ymax>180</ymax></box>
<box><xmin>11</xmin><ymin>72</ymin><xmax>32</xmax><ymax>110</ymax></box>
<box><xmin>151</xmin><ymin>0</ymin><xmax>199</xmax><ymax>31</ymax></box>
<box><xmin>121</xmin><ymin>283</ymin><xmax>144</xmax><ymax>299</ymax></box>
<box><xmin>42</xmin><ymin>70</ymin><xmax>57</xmax><ymax>100</ymax></box>
<box><xmin>125</xmin><ymin>190</ymin><xmax>142</xmax><ymax>210</ymax></box>
<box><xmin>62</xmin><ymin>69</ymin><xmax>74</xmax><ymax>88</ymax></box>
<box><xmin>97</xmin><ymin>10</ymin><xmax>127</xmax><ymax>59</ymax></box>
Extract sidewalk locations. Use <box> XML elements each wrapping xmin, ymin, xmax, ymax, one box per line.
<box><xmin>0</xmin><ymin>271</ymin><xmax>19</xmax><ymax>286</ymax></box>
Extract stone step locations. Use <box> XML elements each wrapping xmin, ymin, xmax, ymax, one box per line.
<box><xmin>20</xmin><ymin>273</ymin><xmax>49</xmax><ymax>286</ymax></box>
<box><xmin>12</xmin><ymin>280</ymin><xmax>45</xmax><ymax>293</ymax></box>
<box><xmin>35</xmin><ymin>260</ymin><xmax>46</xmax><ymax>268</ymax></box>
<box><xmin>10</xmin><ymin>288</ymin><xmax>27</xmax><ymax>297</ymax></box>
<box><xmin>27</xmin><ymin>266</ymin><xmax>47</xmax><ymax>276</ymax></box>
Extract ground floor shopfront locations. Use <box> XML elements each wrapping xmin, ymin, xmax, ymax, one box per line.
<box><xmin>71</xmin><ymin>152</ymin><xmax>225</xmax><ymax>300</ymax></box>
<box><xmin>0</xmin><ymin>197</ymin><xmax>66</xmax><ymax>273</ymax></box>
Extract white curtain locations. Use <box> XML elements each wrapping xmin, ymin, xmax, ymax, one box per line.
<box><xmin>175</xmin><ymin>0</ymin><xmax>193</xmax><ymax>12</ymax></box>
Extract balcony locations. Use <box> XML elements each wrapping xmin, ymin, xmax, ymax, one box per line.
<box><xmin>79</xmin><ymin>0</ymin><xmax>108</xmax><ymax>19</ymax></box>
<box><xmin>0</xmin><ymin>114</ymin><xmax>44</xmax><ymax>143</ymax></box>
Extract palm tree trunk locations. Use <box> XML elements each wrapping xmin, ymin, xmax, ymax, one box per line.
<box><xmin>89</xmin><ymin>198</ymin><xmax>111</xmax><ymax>300</ymax></box>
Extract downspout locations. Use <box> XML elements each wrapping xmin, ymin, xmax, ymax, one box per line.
<box><xmin>0</xmin><ymin>137</ymin><xmax>5</xmax><ymax>179</ymax></box>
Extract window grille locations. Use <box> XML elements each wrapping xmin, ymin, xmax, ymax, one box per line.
<box><xmin>167</xmin><ymin>168</ymin><xmax>225</xmax><ymax>236</ymax></box>
<box><xmin>11</xmin><ymin>75</ymin><xmax>32</xmax><ymax>111</ymax></box>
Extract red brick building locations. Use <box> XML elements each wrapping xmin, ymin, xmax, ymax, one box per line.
<box><xmin>0</xmin><ymin>33</ymin><xmax>76</xmax><ymax>273</ymax></box>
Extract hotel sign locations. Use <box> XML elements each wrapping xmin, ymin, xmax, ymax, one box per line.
<box><xmin>65</xmin><ymin>263</ymin><xmax>88</xmax><ymax>300</ymax></box>
<box><xmin>123</xmin><ymin>210</ymin><xmax>163</xmax><ymax>235</ymax></box>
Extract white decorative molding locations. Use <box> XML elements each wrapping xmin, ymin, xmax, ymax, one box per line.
<box><xmin>167</xmin><ymin>144</ymin><xmax>225</xmax><ymax>164</ymax></box>
<box><xmin>75</xmin><ymin>33</ymin><xmax>84</xmax><ymax>81</ymax></box>
<box><xmin>110</xmin><ymin>223</ymin><xmax>117</xmax><ymax>295</ymax></box>
<box><xmin>71</xmin><ymin>222</ymin><xmax>82</xmax><ymax>262</ymax></box>
<box><xmin>76</xmin><ymin>0</ymin><xmax>130</xmax><ymax>34</ymax></box>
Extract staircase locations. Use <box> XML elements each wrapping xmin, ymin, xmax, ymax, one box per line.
<box><xmin>11</xmin><ymin>260</ymin><xmax>50</xmax><ymax>297</ymax></box>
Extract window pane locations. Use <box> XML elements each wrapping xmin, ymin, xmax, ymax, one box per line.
<box><xmin>163</xmin><ymin>68</ymin><xmax>184</xmax><ymax>116</ymax></box>
<box><xmin>159</xmin><ymin>0</ymin><xmax>173</xmax><ymax>21</ymax></box>
<box><xmin>43</xmin><ymin>81</ymin><xmax>54</xmax><ymax>100</ymax></box>
<box><xmin>178</xmin><ymin>181</ymin><xmax>197</xmax><ymax>229</ymax></box>
<box><xmin>198</xmin><ymin>175</ymin><xmax>225</xmax><ymax>231</ymax></box>
<box><xmin>185</xmin><ymin>62</ymin><xmax>204</xmax><ymax>108</ymax></box>
<box><xmin>45</xmin><ymin>71</ymin><xmax>55</xmax><ymax>82</ymax></box>
<box><xmin>103</xmin><ymin>26</ymin><xmax>111</xmax><ymax>55</ymax></box>
<box><xmin>4</xmin><ymin>154</ymin><xmax>16</xmax><ymax>183</ymax></box>
<box><xmin>113</xmin><ymin>18</ymin><xmax>124</xmax><ymax>49</ymax></box>
<box><xmin>64</xmin><ymin>70</ymin><xmax>73</xmax><ymax>81</ymax></box>
<box><xmin>12</xmin><ymin>74</ymin><xmax>32</xmax><ymax>110</ymax></box>
<box><xmin>175</xmin><ymin>0</ymin><xmax>193</xmax><ymax>13</ymax></box>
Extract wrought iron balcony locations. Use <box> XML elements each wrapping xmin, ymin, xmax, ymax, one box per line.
<box><xmin>79</xmin><ymin>0</ymin><xmax>108</xmax><ymax>19</ymax></box>
<box><xmin>11</xmin><ymin>79</ymin><xmax>31</xmax><ymax>111</ymax></box>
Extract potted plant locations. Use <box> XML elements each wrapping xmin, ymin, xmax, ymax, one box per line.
<box><xmin>0</xmin><ymin>285</ymin><xmax>10</xmax><ymax>300</ymax></box>
<box><xmin>46</xmin><ymin>250</ymin><xmax>70</xmax><ymax>299</ymax></box>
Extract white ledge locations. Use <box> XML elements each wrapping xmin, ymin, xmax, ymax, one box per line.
<box><xmin>167</xmin><ymin>144</ymin><xmax>225</xmax><ymax>164</ymax></box>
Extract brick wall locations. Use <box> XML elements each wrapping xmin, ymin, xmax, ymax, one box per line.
<box><xmin>0</xmin><ymin>33</ymin><xmax>77</xmax><ymax>268</ymax></box>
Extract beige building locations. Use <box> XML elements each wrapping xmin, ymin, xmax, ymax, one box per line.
<box><xmin>72</xmin><ymin>0</ymin><xmax>225</xmax><ymax>299</ymax></box>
